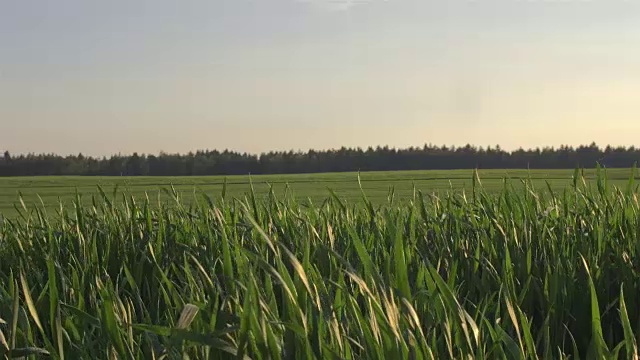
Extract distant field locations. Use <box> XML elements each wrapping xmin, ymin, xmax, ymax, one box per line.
<box><xmin>0</xmin><ymin>168</ymin><xmax>637</xmax><ymax>217</ymax></box>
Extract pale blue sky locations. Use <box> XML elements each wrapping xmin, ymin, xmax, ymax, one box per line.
<box><xmin>1</xmin><ymin>0</ymin><xmax>639</xmax><ymax>156</ymax></box>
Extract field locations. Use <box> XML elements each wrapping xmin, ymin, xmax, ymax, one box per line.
<box><xmin>1</xmin><ymin>168</ymin><xmax>638</xmax><ymax>217</ymax></box>
<box><xmin>1</xmin><ymin>167</ymin><xmax>640</xmax><ymax>358</ymax></box>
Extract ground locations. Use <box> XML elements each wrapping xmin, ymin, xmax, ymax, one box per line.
<box><xmin>0</xmin><ymin>168</ymin><xmax>636</xmax><ymax>217</ymax></box>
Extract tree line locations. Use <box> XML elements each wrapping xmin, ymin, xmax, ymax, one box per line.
<box><xmin>0</xmin><ymin>143</ymin><xmax>638</xmax><ymax>176</ymax></box>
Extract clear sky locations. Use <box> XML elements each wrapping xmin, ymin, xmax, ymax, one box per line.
<box><xmin>1</xmin><ymin>0</ymin><xmax>639</xmax><ymax>156</ymax></box>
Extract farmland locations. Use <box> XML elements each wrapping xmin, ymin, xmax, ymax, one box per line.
<box><xmin>0</xmin><ymin>168</ymin><xmax>637</xmax><ymax>217</ymax></box>
<box><xmin>1</xmin><ymin>167</ymin><xmax>640</xmax><ymax>358</ymax></box>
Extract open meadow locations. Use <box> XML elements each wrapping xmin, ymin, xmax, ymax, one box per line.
<box><xmin>1</xmin><ymin>167</ymin><xmax>640</xmax><ymax>358</ymax></box>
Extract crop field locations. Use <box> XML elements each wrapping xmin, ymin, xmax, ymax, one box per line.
<box><xmin>0</xmin><ymin>168</ymin><xmax>638</xmax><ymax>217</ymax></box>
<box><xmin>1</xmin><ymin>167</ymin><xmax>640</xmax><ymax>358</ymax></box>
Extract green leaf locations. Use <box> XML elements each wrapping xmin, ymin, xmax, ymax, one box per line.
<box><xmin>99</xmin><ymin>290</ymin><xmax>130</xmax><ymax>359</ymax></box>
<box><xmin>393</xmin><ymin>217</ymin><xmax>411</xmax><ymax>301</ymax></box>
<box><xmin>619</xmin><ymin>285</ymin><xmax>638</xmax><ymax>360</ymax></box>
<box><xmin>581</xmin><ymin>255</ymin><xmax>609</xmax><ymax>358</ymax></box>
<box><xmin>47</xmin><ymin>257</ymin><xmax>64</xmax><ymax>359</ymax></box>
<box><xmin>19</xmin><ymin>271</ymin><xmax>44</xmax><ymax>335</ymax></box>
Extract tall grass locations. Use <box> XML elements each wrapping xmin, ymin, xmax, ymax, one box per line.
<box><xmin>1</xmin><ymin>168</ymin><xmax>640</xmax><ymax>359</ymax></box>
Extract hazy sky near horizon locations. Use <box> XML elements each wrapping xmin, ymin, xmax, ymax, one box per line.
<box><xmin>1</xmin><ymin>0</ymin><xmax>640</xmax><ymax>156</ymax></box>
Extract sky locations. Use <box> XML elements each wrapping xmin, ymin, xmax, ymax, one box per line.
<box><xmin>1</xmin><ymin>0</ymin><xmax>640</xmax><ymax>156</ymax></box>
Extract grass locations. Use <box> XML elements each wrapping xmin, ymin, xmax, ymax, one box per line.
<box><xmin>1</xmin><ymin>168</ymin><xmax>638</xmax><ymax>217</ymax></box>
<box><xmin>1</xmin><ymin>166</ymin><xmax>640</xmax><ymax>358</ymax></box>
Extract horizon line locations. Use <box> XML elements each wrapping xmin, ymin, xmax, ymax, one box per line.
<box><xmin>3</xmin><ymin>141</ymin><xmax>637</xmax><ymax>158</ymax></box>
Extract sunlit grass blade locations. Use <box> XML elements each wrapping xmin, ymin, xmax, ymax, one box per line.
<box><xmin>619</xmin><ymin>285</ymin><xmax>638</xmax><ymax>360</ymax></box>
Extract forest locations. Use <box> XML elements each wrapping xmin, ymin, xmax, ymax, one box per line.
<box><xmin>1</xmin><ymin>142</ymin><xmax>638</xmax><ymax>176</ymax></box>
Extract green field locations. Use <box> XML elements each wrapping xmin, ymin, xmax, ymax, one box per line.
<box><xmin>2</xmin><ymin>168</ymin><xmax>640</xmax><ymax>358</ymax></box>
<box><xmin>1</xmin><ymin>168</ymin><xmax>638</xmax><ymax>217</ymax></box>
